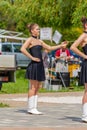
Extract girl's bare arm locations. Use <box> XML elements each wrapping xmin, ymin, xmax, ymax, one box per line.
<box><xmin>41</xmin><ymin>40</ymin><xmax>67</xmax><ymax>51</ymax></box>
<box><xmin>70</xmin><ymin>33</ymin><xmax>87</xmax><ymax>59</ymax></box>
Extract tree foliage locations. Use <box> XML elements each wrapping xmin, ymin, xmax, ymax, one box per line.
<box><xmin>0</xmin><ymin>0</ymin><xmax>86</xmax><ymax>42</ymax></box>
<box><xmin>72</xmin><ymin>0</ymin><xmax>87</xmax><ymax>27</ymax></box>
<box><xmin>0</xmin><ymin>0</ymin><xmax>77</xmax><ymax>30</ymax></box>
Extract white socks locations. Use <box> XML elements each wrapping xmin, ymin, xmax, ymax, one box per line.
<box><xmin>28</xmin><ymin>95</ymin><xmax>42</xmax><ymax>115</ymax></box>
<box><xmin>82</xmin><ymin>103</ymin><xmax>87</xmax><ymax>122</ymax></box>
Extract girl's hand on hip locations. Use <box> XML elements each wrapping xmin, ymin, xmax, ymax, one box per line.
<box><xmin>32</xmin><ymin>57</ymin><xmax>40</xmax><ymax>62</ymax></box>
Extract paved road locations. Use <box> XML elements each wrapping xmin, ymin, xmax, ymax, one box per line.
<box><xmin>0</xmin><ymin>92</ymin><xmax>87</xmax><ymax>130</ymax></box>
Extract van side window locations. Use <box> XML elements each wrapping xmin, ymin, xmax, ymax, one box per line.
<box><xmin>2</xmin><ymin>45</ymin><xmax>12</xmax><ymax>52</ymax></box>
<box><xmin>13</xmin><ymin>45</ymin><xmax>21</xmax><ymax>53</ymax></box>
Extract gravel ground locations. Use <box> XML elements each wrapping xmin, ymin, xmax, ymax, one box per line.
<box><xmin>0</xmin><ymin>91</ymin><xmax>84</xmax><ymax>107</ymax></box>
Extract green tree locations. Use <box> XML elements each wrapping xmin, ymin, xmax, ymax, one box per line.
<box><xmin>0</xmin><ymin>0</ymin><xmax>81</xmax><ymax>41</ymax></box>
<box><xmin>0</xmin><ymin>0</ymin><xmax>17</xmax><ymax>30</ymax></box>
<box><xmin>72</xmin><ymin>0</ymin><xmax>87</xmax><ymax>27</ymax></box>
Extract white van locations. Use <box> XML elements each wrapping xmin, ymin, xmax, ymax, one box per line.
<box><xmin>0</xmin><ymin>42</ymin><xmax>31</xmax><ymax>68</ymax></box>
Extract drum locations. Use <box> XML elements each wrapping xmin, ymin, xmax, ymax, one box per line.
<box><xmin>56</xmin><ymin>72</ymin><xmax>70</xmax><ymax>87</ymax></box>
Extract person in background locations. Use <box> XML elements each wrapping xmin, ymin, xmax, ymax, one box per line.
<box><xmin>70</xmin><ymin>16</ymin><xmax>87</xmax><ymax>123</ymax></box>
<box><xmin>55</xmin><ymin>41</ymin><xmax>70</xmax><ymax>72</ymax></box>
<box><xmin>42</xmin><ymin>49</ymin><xmax>50</xmax><ymax>89</ymax></box>
<box><xmin>55</xmin><ymin>41</ymin><xmax>70</xmax><ymax>62</ymax></box>
<box><xmin>20</xmin><ymin>23</ymin><xmax>67</xmax><ymax>115</ymax></box>
<box><xmin>42</xmin><ymin>49</ymin><xmax>50</xmax><ymax>69</ymax></box>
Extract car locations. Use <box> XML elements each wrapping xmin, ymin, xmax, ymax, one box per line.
<box><xmin>0</xmin><ymin>42</ymin><xmax>31</xmax><ymax>68</ymax></box>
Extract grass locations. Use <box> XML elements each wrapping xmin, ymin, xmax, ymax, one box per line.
<box><xmin>0</xmin><ymin>69</ymin><xmax>84</xmax><ymax>94</ymax></box>
<box><xmin>0</xmin><ymin>102</ymin><xmax>9</xmax><ymax>107</ymax></box>
<box><xmin>0</xmin><ymin>69</ymin><xmax>29</xmax><ymax>94</ymax></box>
<box><xmin>39</xmin><ymin>85</ymin><xmax>84</xmax><ymax>93</ymax></box>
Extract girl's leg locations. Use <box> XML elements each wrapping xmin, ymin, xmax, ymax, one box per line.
<box><xmin>27</xmin><ymin>80</ymin><xmax>42</xmax><ymax>114</ymax></box>
<box><xmin>28</xmin><ymin>80</ymin><xmax>41</xmax><ymax>97</ymax></box>
<box><xmin>82</xmin><ymin>83</ymin><xmax>87</xmax><ymax>122</ymax></box>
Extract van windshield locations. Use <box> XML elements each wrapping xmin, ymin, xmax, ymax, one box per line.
<box><xmin>13</xmin><ymin>44</ymin><xmax>21</xmax><ymax>53</ymax></box>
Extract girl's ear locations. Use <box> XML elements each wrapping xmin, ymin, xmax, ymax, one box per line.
<box><xmin>31</xmin><ymin>29</ymin><xmax>33</xmax><ymax>34</ymax></box>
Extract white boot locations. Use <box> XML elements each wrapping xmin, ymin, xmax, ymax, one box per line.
<box><xmin>82</xmin><ymin>103</ymin><xmax>87</xmax><ymax>122</ymax></box>
<box><xmin>27</xmin><ymin>95</ymin><xmax>42</xmax><ymax>115</ymax></box>
<box><xmin>27</xmin><ymin>96</ymin><xmax>35</xmax><ymax>114</ymax></box>
<box><xmin>34</xmin><ymin>95</ymin><xmax>43</xmax><ymax>115</ymax></box>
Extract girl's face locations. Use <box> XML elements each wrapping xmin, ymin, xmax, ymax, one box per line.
<box><xmin>85</xmin><ymin>23</ymin><xmax>87</xmax><ymax>30</ymax></box>
<box><xmin>31</xmin><ymin>25</ymin><xmax>40</xmax><ymax>36</ymax></box>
